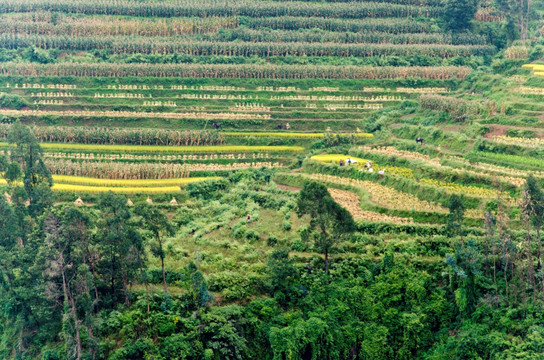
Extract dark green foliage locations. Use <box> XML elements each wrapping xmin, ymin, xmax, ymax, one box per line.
<box><xmin>446</xmin><ymin>240</ymin><xmax>482</xmax><ymax>316</ymax></box>
<box><xmin>8</xmin><ymin>121</ymin><xmax>52</xmax><ymax>216</ymax></box>
<box><xmin>442</xmin><ymin>0</ymin><xmax>478</xmax><ymax>31</ymax></box>
<box><xmin>296</xmin><ymin>181</ymin><xmax>355</xmax><ymax>274</ymax></box>
<box><xmin>186</xmin><ymin>178</ymin><xmax>230</xmax><ymax>200</ymax></box>
<box><xmin>266</xmin><ymin>248</ymin><xmax>299</xmax><ymax>306</ymax></box>
<box><xmin>0</xmin><ymin>93</ymin><xmax>27</xmax><ymax>110</ymax></box>
<box><xmin>446</xmin><ymin>194</ymin><xmax>466</xmax><ymax>237</ymax></box>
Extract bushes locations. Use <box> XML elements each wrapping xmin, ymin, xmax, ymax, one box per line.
<box><xmin>0</xmin><ymin>93</ymin><xmax>27</xmax><ymax>110</ymax></box>
<box><xmin>186</xmin><ymin>178</ymin><xmax>230</xmax><ymax>200</ymax></box>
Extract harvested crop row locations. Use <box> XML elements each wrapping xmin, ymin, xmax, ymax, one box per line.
<box><xmin>42</xmin><ymin>152</ymin><xmax>273</xmax><ymax>161</ymax></box>
<box><xmin>327</xmin><ymin>188</ymin><xmax>412</xmax><ymax>224</ymax></box>
<box><xmin>491</xmin><ymin>135</ymin><xmax>544</xmax><ymax>149</ymax></box>
<box><xmin>0</xmin><ymin>109</ymin><xmax>271</xmax><ymax>121</ymax></box>
<box><xmin>419</xmin><ymin>178</ymin><xmax>509</xmax><ymax>199</ymax></box>
<box><xmin>311</xmin><ymin>174</ymin><xmax>484</xmax><ymax>218</ymax></box>
<box><xmin>0</xmin><ymin>63</ymin><xmax>471</xmax><ymax>80</ymax></box>
<box><xmin>312</xmin><ymin>174</ymin><xmax>444</xmax><ymax>213</ymax></box>
<box><xmin>46</xmin><ymin>159</ymin><xmax>282</xmax><ymax>179</ymax></box>
<box><xmin>224</xmin><ymin>132</ymin><xmax>373</xmax><ymax>138</ymax></box>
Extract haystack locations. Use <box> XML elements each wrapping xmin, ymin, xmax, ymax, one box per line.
<box><xmin>146</xmin><ymin>197</ymin><xmax>153</xmax><ymax>205</ymax></box>
<box><xmin>74</xmin><ymin>197</ymin><xmax>84</xmax><ymax>207</ymax></box>
<box><xmin>170</xmin><ymin>197</ymin><xmax>178</xmax><ymax>206</ymax></box>
<box><xmin>127</xmin><ymin>198</ymin><xmax>134</xmax><ymax>207</ymax></box>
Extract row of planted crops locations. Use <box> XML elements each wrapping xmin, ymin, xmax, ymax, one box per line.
<box><xmin>2</xmin><ymin>120</ymin><xmax>539</xmax><ymax>227</ymax></box>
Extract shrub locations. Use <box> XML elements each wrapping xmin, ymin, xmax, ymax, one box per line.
<box><xmin>267</xmin><ymin>236</ymin><xmax>279</xmax><ymax>247</ymax></box>
<box><xmin>282</xmin><ymin>220</ymin><xmax>292</xmax><ymax>231</ymax></box>
<box><xmin>245</xmin><ymin>229</ymin><xmax>260</xmax><ymax>241</ymax></box>
<box><xmin>0</xmin><ymin>93</ymin><xmax>27</xmax><ymax>110</ymax></box>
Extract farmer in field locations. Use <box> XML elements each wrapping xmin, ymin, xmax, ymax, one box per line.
<box><xmin>285</xmin><ymin>123</ymin><xmax>290</xmax><ymax>130</ymax></box>
<box><xmin>339</xmin><ymin>159</ymin><xmax>344</xmax><ymax>166</ymax></box>
<box><xmin>247</xmin><ymin>214</ymin><xmax>251</xmax><ymax>223</ymax></box>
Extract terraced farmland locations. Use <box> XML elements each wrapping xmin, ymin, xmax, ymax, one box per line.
<box><xmin>4</xmin><ymin>0</ymin><xmax>544</xmax><ymax>359</ymax></box>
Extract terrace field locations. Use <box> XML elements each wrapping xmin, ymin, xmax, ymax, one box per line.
<box><xmin>2</xmin><ymin>0</ymin><xmax>544</xmax><ymax>359</ymax></box>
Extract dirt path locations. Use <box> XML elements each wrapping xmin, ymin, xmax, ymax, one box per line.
<box><xmin>276</xmin><ymin>184</ymin><xmax>301</xmax><ymax>192</ymax></box>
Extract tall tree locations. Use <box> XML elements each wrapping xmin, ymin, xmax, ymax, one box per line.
<box><xmin>296</xmin><ymin>181</ymin><xmax>355</xmax><ymax>275</ymax></box>
<box><xmin>446</xmin><ymin>240</ymin><xmax>482</xmax><ymax>316</ymax></box>
<box><xmin>522</xmin><ymin>175</ymin><xmax>544</xmax><ymax>266</ymax></box>
<box><xmin>442</xmin><ymin>0</ymin><xmax>479</xmax><ymax>31</ymax></box>
<box><xmin>134</xmin><ymin>202</ymin><xmax>174</xmax><ymax>299</ymax></box>
<box><xmin>446</xmin><ymin>194</ymin><xmax>465</xmax><ymax>237</ymax></box>
<box><xmin>96</xmin><ymin>192</ymin><xmax>143</xmax><ymax>307</ymax></box>
<box><xmin>7</xmin><ymin>121</ymin><xmax>52</xmax><ymax>216</ymax></box>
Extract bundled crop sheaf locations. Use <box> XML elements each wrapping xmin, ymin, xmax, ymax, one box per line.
<box><xmin>0</xmin><ymin>63</ymin><xmax>471</xmax><ymax>80</ymax></box>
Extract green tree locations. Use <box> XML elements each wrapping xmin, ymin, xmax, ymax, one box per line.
<box><xmin>446</xmin><ymin>240</ymin><xmax>482</xmax><ymax>316</ymax></box>
<box><xmin>266</xmin><ymin>248</ymin><xmax>298</xmax><ymax>307</ymax></box>
<box><xmin>96</xmin><ymin>192</ymin><xmax>143</xmax><ymax>307</ymax></box>
<box><xmin>442</xmin><ymin>0</ymin><xmax>478</xmax><ymax>31</ymax></box>
<box><xmin>446</xmin><ymin>194</ymin><xmax>465</xmax><ymax>237</ymax></box>
<box><xmin>134</xmin><ymin>202</ymin><xmax>174</xmax><ymax>300</ymax></box>
<box><xmin>296</xmin><ymin>181</ymin><xmax>355</xmax><ymax>275</ymax></box>
<box><xmin>522</xmin><ymin>175</ymin><xmax>544</xmax><ymax>263</ymax></box>
<box><xmin>7</xmin><ymin>121</ymin><xmax>52</xmax><ymax>216</ymax></box>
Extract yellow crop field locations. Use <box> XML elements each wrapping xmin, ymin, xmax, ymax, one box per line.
<box><xmin>0</xmin><ymin>142</ymin><xmax>304</xmax><ymax>153</ymax></box>
<box><xmin>52</xmin><ymin>175</ymin><xmax>217</xmax><ymax>187</ymax></box>
<box><xmin>52</xmin><ymin>184</ymin><xmax>182</xmax><ymax>193</ymax></box>
<box><xmin>310</xmin><ymin>154</ymin><xmax>368</xmax><ymax>164</ymax></box>
<box><xmin>1</xmin><ymin>176</ymin><xmax>213</xmax><ymax>193</ymax></box>
<box><xmin>522</xmin><ymin>64</ymin><xmax>544</xmax><ymax>77</ymax></box>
